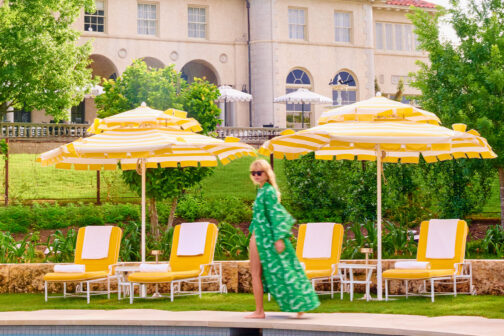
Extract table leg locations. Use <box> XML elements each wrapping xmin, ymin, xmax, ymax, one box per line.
<box><xmin>349</xmin><ymin>270</ymin><xmax>354</xmax><ymax>302</ymax></box>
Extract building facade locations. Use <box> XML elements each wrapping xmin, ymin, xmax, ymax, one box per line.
<box><xmin>15</xmin><ymin>0</ymin><xmax>436</xmax><ymax>128</ymax></box>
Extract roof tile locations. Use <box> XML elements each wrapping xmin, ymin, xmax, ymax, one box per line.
<box><xmin>386</xmin><ymin>0</ymin><xmax>437</xmax><ymax>8</ymax></box>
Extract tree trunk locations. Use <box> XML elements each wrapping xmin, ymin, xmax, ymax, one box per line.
<box><xmin>499</xmin><ymin>167</ymin><xmax>504</xmax><ymax>229</ymax></box>
<box><xmin>167</xmin><ymin>197</ymin><xmax>178</xmax><ymax>229</ymax></box>
<box><xmin>149</xmin><ymin>198</ymin><xmax>159</xmax><ymax>239</ymax></box>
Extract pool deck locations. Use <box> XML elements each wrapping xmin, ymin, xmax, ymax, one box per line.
<box><xmin>0</xmin><ymin>310</ymin><xmax>503</xmax><ymax>336</ymax></box>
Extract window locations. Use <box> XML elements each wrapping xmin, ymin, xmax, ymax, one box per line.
<box><xmin>188</xmin><ymin>7</ymin><xmax>207</xmax><ymax>38</ymax></box>
<box><xmin>84</xmin><ymin>0</ymin><xmax>105</xmax><ymax>32</ymax></box>
<box><xmin>138</xmin><ymin>3</ymin><xmax>158</xmax><ymax>36</ymax></box>
<box><xmin>334</xmin><ymin>12</ymin><xmax>351</xmax><ymax>42</ymax></box>
<box><xmin>13</xmin><ymin>107</ymin><xmax>31</xmax><ymax>123</ymax></box>
<box><xmin>330</xmin><ymin>71</ymin><xmax>357</xmax><ymax>106</ymax></box>
<box><xmin>288</xmin><ymin>8</ymin><xmax>306</xmax><ymax>40</ymax></box>
<box><xmin>71</xmin><ymin>101</ymin><xmax>86</xmax><ymax>124</ymax></box>
<box><xmin>376</xmin><ymin>22</ymin><xmax>419</xmax><ymax>52</ymax></box>
<box><xmin>285</xmin><ymin>69</ymin><xmax>311</xmax><ymax>128</ymax></box>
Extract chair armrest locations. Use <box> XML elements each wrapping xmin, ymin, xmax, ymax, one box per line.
<box><xmin>454</xmin><ymin>261</ymin><xmax>472</xmax><ymax>276</ymax></box>
<box><xmin>331</xmin><ymin>263</ymin><xmax>339</xmax><ymax>276</ymax></box>
<box><xmin>300</xmin><ymin>262</ymin><xmax>306</xmax><ymax>271</ymax></box>
<box><xmin>199</xmin><ymin>262</ymin><xmax>222</xmax><ymax>276</ymax></box>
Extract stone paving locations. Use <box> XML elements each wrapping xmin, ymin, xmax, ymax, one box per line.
<box><xmin>0</xmin><ymin>310</ymin><xmax>503</xmax><ymax>336</ymax></box>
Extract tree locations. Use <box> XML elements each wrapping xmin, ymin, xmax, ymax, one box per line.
<box><xmin>409</xmin><ymin>0</ymin><xmax>501</xmax><ymax>225</ymax></box>
<box><xmin>95</xmin><ymin>60</ymin><xmax>221</xmax><ymax>238</ymax></box>
<box><xmin>0</xmin><ymin>0</ymin><xmax>96</xmax><ymax>121</ymax></box>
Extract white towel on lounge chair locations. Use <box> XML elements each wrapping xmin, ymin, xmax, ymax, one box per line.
<box><xmin>302</xmin><ymin>223</ymin><xmax>335</xmax><ymax>258</ymax></box>
<box><xmin>139</xmin><ymin>263</ymin><xmax>170</xmax><ymax>272</ymax></box>
<box><xmin>394</xmin><ymin>261</ymin><xmax>431</xmax><ymax>269</ymax></box>
<box><xmin>426</xmin><ymin>219</ymin><xmax>459</xmax><ymax>259</ymax></box>
<box><xmin>177</xmin><ymin>222</ymin><xmax>209</xmax><ymax>256</ymax></box>
<box><xmin>54</xmin><ymin>264</ymin><xmax>85</xmax><ymax>273</ymax></box>
<box><xmin>81</xmin><ymin>226</ymin><xmax>113</xmax><ymax>259</ymax></box>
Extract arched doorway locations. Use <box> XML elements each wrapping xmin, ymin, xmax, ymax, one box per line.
<box><xmin>141</xmin><ymin>57</ymin><xmax>165</xmax><ymax>69</ymax></box>
<box><xmin>181</xmin><ymin>60</ymin><xmax>219</xmax><ymax>85</ymax></box>
<box><xmin>89</xmin><ymin>54</ymin><xmax>118</xmax><ymax>80</ymax></box>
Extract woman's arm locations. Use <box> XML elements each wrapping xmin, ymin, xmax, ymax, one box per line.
<box><xmin>263</xmin><ymin>186</ymin><xmax>295</xmax><ymax>244</ymax></box>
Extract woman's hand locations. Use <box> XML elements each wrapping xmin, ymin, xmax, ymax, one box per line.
<box><xmin>275</xmin><ymin>239</ymin><xmax>285</xmax><ymax>253</ymax></box>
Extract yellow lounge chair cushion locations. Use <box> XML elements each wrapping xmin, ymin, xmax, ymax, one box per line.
<box><xmin>44</xmin><ymin>271</ymin><xmax>109</xmax><ymax>281</ymax></box>
<box><xmin>383</xmin><ymin>269</ymin><xmax>455</xmax><ymax>280</ymax></box>
<box><xmin>305</xmin><ymin>269</ymin><xmax>334</xmax><ymax>279</ymax></box>
<box><xmin>128</xmin><ymin>270</ymin><xmax>201</xmax><ymax>283</ymax></box>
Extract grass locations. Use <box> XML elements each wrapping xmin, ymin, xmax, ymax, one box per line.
<box><xmin>0</xmin><ymin>154</ymin><xmax>500</xmax><ymax>217</ymax></box>
<box><xmin>1</xmin><ymin>293</ymin><xmax>504</xmax><ymax>319</ymax></box>
<box><xmin>0</xmin><ymin>154</ymin><xmax>286</xmax><ymax>202</ymax></box>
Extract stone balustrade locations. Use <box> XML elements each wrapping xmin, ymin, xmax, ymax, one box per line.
<box><xmin>1</xmin><ymin>259</ymin><xmax>503</xmax><ymax>295</ymax></box>
<box><xmin>0</xmin><ymin>122</ymin><xmax>291</xmax><ymax>145</ymax></box>
<box><xmin>0</xmin><ymin>123</ymin><xmax>88</xmax><ymax>139</ymax></box>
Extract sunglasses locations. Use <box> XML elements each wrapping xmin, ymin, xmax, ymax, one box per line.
<box><xmin>250</xmin><ymin>171</ymin><xmax>264</xmax><ymax>177</ymax></box>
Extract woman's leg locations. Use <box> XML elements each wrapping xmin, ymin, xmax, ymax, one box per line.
<box><xmin>245</xmin><ymin>234</ymin><xmax>265</xmax><ymax>319</ymax></box>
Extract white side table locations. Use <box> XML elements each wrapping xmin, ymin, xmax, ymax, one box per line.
<box><xmin>115</xmin><ymin>265</ymin><xmax>141</xmax><ymax>300</ymax></box>
<box><xmin>337</xmin><ymin>263</ymin><xmax>376</xmax><ymax>301</ymax></box>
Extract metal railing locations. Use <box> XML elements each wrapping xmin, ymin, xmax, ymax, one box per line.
<box><xmin>0</xmin><ymin>122</ymin><xmax>288</xmax><ymax>143</ymax></box>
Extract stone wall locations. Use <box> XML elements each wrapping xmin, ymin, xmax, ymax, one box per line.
<box><xmin>1</xmin><ymin>259</ymin><xmax>503</xmax><ymax>296</ymax></box>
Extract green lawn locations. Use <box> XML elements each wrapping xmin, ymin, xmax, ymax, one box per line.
<box><xmin>1</xmin><ymin>293</ymin><xmax>503</xmax><ymax>319</ymax></box>
<box><xmin>0</xmin><ymin>154</ymin><xmax>286</xmax><ymax>202</ymax></box>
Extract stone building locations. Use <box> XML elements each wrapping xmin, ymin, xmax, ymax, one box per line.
<box><xmin>11</xmin><ymin>0</ymin><xmax>436</xmax><ymax>128</ymax></box>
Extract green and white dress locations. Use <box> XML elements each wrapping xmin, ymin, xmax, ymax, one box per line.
<box><xmin>250</xmin><ymin>182</ymin><xmax>320</xmax><ymax>312</ymax></box>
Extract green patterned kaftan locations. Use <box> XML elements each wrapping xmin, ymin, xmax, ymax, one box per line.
<box><xmin>250</xmin><ymin>182</ymin><xmax>320</xmax><ymax>312</ymax></box>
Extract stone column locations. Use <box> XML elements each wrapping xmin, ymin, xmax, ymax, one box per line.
<box><xmin>363</xmin><ymin>2</ymin><xmax>375</xmax><ymax>98</ymax></box>
<box><xmin>250</xmin><ymin>0</ymin><xmax>275</xmax><ymax>127</ymax></box>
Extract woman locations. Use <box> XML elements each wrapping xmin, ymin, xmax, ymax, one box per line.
<box><xmin>245</xmin><ymin>159</ymin><xmax>320</xmax><ymax>319</ymax></box>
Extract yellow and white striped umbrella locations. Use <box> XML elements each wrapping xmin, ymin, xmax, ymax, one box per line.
<box><xmin>87</xmin><ymin>103</ymin><xmax>202</xmax><ymax>134</ymax></box>
<box><xmin>260</xmin><ymin>119</ymin><xmax>495</xmax><ymax>301</ymax></box>
<box><xmin>39</xmin><ymin>128</ymin><xmax>256</xmax><ymax>170</ymax></box>
<box><xmin>318</xmin><ymin>95</ymin><xmax>441</xmax><ymax>125</ymax></box>
<box><xmin>259</xmin><ymin>122</ymin><xmax>496</xmax><ymax>163</ymax></box>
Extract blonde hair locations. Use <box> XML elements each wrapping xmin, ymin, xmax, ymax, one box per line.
<box><xmin>249</xmin><ymin>159</ymin><xmax>281</xmax><ymax>200</ymax></box>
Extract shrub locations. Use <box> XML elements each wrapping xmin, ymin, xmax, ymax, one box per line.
<box><xmin>215</xmin><ymin>222</ymin><xmax>249</xmax><ymax>260</ymax></box>
<box><xmin>0</xmin><ymin>206</ymin><xmax>33</xmax><ymax>233</ymax></box>
<box><xmin>481</xmin><ymin>225</ymin><xmax>504</xmax><ymax>258</ymax></box>
<box><xmin>102</xmin><ymin>203</ymin><xmax>140</xmax><ymax>223</ymax></box>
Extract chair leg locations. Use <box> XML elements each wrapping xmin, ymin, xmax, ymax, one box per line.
<box><xmin>330</xmin><ymin>276</ymin><xmax>334</xmax><ymax>299</ymax></box>
<box><xmin>198</xmin><ymin>277</ymin><xmax>202</xmax><ymax>298</ymax></box>
<box><xmin>87</xmin><ymin>281</ymin><xmax>90</xmax><ymax>304</ymax></box>
<box><xmin>63</xmin><ymin>282</ymin><xmax>67</xmax><ymax>298</ymax></box>
<box><xmin>44</xmin><ymin>281</ymin><xmax>48</xmax><ymax>302</ymax></box>
<box><xmin>385</xmin><ymin>279</ymin><xmax>388</xmax><ymax>301</ymax></box>
<box><xmin>430</xmin><ymin>278</ymin><xmax>435</xmax><ymax>302</ymax></box>
<box><xmin>268</xmin><ymin>293</ymin><xmax>271</xmax><ymax>302</ymax></box>
<box><xmin>405</xmin><ymin>280</ymin><xmax>408</xmax><ymax>298</ymax></box>
<box><xmin>453</xmin><ymin>276</ymin><xmax>457</xmax><ymax>297</ymax></box>
<box><xmin>108</xmin><ymin>277</ymin><xmax>111</xmax><ymax>299</ymax></box>
<box><xmin>171</xmin><ymin>282</ymin><xmax>174</xmax><ymax>302</ymax></box>
<box><xmin>129</xmin><ymin>283</ymin><xmax>134</xmax><ymax>304</ymax></box>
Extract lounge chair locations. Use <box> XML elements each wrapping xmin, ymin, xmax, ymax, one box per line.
<box><xmin>127</xmin><ymin>222</ymin><xmax>226</xmax><ymax>302</ymax></box>
<box><xmin>383</xmin><ymin>219</ymin><xmax>474</xmax><ymax>302</ymax></box>
<box><xmin>296</xmin><ymin>223</ymin><xmax>344</xmax><ymax>298</ymax></box>
<box><xmin>44</xmin><ymin>226</ymin><xmax>123</xmax><ymax>303</ymax></box>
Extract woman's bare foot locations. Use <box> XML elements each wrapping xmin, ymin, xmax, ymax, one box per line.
<box><xmin>295</xmin><ymin>312</ymin><xmax>304</xmax><ymax>319</ymax></box>
<box><xmin>245</xmin><ymin>311</ymin><xmax>266</xmax><ymax>319</ymax></box>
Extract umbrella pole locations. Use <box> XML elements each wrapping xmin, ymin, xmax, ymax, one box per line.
<box><xmin>141</xmin><ymin>159</ymin><xmax>146</xmax><ymax>263</ymax></box>
<box><xmin>301</xmin><ymin>103</ymin><xmax>305</xmax><ymax>128</ymax></box>
<box><xmin>376</xmin><ymin>145</ymin><xmax>383</xmax><ymax>300</ymax></box>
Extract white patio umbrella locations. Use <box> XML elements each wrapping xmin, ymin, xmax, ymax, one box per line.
<box><xmin>78</xmin><ymin>84</ymin><xmax>104</xmax><ymax>98</ymax></box>
<box><xmin>217</xmin><ymin>85</ymin><xmax>253</xmax><ymax>126</ymax></box>
<box><xmin>274</xmin><ymin>88</ymin><xmax>332</xmax><ymax>128</ymax></box>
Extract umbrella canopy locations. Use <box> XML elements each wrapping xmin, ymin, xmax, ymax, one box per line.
<box><xmin>274</xmin><ymin>88</ymin><xmax>332</xmax><ymax>104</ymax></box>
<box><xmin>79</xmin><ymin>84</ymin><xmax>104</xmax><ymax>98</ymax></box>
<box><xmin>318</xmin><ymin>95</ymin><xmax>441</xmax><ymax>125</ymax></box>
<box><xmin>274</xmin><ymin>88</ymin><xmax>332</xmax><ymax>128</ymax></box>
<box><xmin>259</xmin><ymin>105</ymin><xmax>496</xmax><ymax>300</ymax></box>
<box><xmin>260</xmin><ymin>122</ymin><xmax>495</xmax><ymax>162</ymax></box>
<box><xmin>87</xmin><ymin>103</ymin><xmax>202</xmax><ymax>133</ymax></box>
<box><xmin>40</xmin><ymin>128</ymin><xmax>256</xmax><ymax>170</ymax></box>
<box><xmin>217</xmin><ymin>85</ymin><xmax>253</xmax><ymax>102</ymax></box>
<box><xmin>39</xmin><ymin>103</ymin><xmax>256</xmax><ymax>263</ymax></box>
